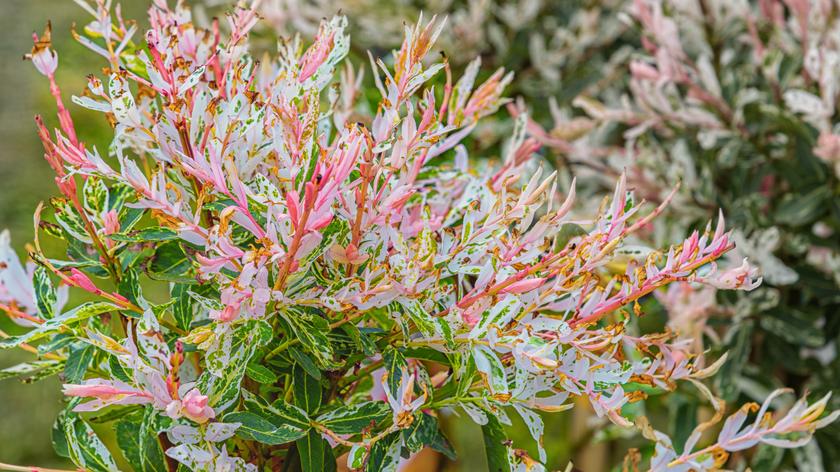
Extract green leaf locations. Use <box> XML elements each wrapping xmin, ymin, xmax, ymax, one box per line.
<box><xmin>0</xmin><ymin>302</ymin><xmax>117</xmax><ymax>349</ymax></box>
<box><xmin>61</xmin><ymin>413</ymin><xmax>119</xmax><ymax>472</ymax></box>
<box><xmin>347</xmin><ymin>445</ymin><xmax>366</xmax><ymax>469</ymax></box>
<box><xmin>401</xmin><ymin>300</ymin><xmax>453</xmax><ymax>348</ymax></box>
<box><xmin>366</xmin><ymin>431</ymin><xmax>402</xmax><ymax>472</ymax></box>
<box><xmin>148</xmin><ymin>241</ymin><xmax>193</xmax><ymax>282</ymax></box>
<box><xmin>109</xmin><ymin>227</ymin><xmax>179</xmax><ymax>242</ymax></box>
<box><xmin>52</xmin><ymin>416</ymin><xmax>70</xmax><ymax>459</ymax></box>
<box><xmin>760</xmin><ymin>309</ymin><xmax>825</xmax><ymax>348</ymax></box>
<box><xmin>120</xmin><ymin>207</ymin><xmax>145</xmax><ymax>233</ymax></box>
<box><xmin>38</xmin><ymin>333</ymin><xmax>75</xmax><ymax>355</ymax></box>
<box><xmin>116</xmin><ymin>421</ymin><xmax>143</xmax><ymax>469</ymax></box>
<box><xmin>33</xmin><ymin>266</ymin><xmax>57</xmax><ymax>318</ymax></box>
<box><xmin>83</xmin><ymin>176</ymin><xmax>109</xmax><ymax>216</ymax></box>
<box><xmin>116</xmin><ymin>408</ymin><xmax>168</xmax><ymax>472</ymax></box>
<box><xmin>774</xmin><ymin>187</ymin><xmax>830</xmax><ymax>227</ymax></box>
<box><xmin>171</xmin><ymin>283</ymin><xmax>194</xmax><ymax>331</ymax></box>
<box><xmin>293</xmin><ymin>364</ymin><xmax>323</xmax><ymax>415</ymax></box>
<box><xmin>116</xmin><ymin>268</ymin><xmax>144</xmax><ymax>306</ymax></box>
<box><xmin>117</xmin><ymin>245</ymin><xmax>155</xmax><ymax>272</ymax></box>
<box><xmin>402</xmin><ymin>413</ymin><xmax>456</xmax><ymax>460</ymax></box>
<box><xmin>87</xmin><ymin>405</ymin><xmax>144</xmax><ymax>424</ymax></box>
<box><xmin>51</xmin><ymin>197</ymin><xmax>92</xmax><ymax>244</ymax></box>
<box><xmin>316</xmin><ymin>401</ymin><xmax>390</xmax><ymax>434</ymax></box>
<box><xmin>109</xmin><ymin>354</ymin><xmax>133</xmax><ymax>383</ymax></box>
<box><xmin>457</xmin><ymin>354</ymin><xmax>478</xmax><ymax>398</ymax></box>
<box><xmin>242</xmin><ymin>390</ymin><xmax>310</xmax><ymax>430</ymax></box>
<box><xmin>554</xmin><ymin>223</ymin><xmax>587</xmax><ymax>252</ymax></box>
<box><xmin>473</xmin><ymin>345</ymin><xmax>509</xmax><ymax>397</ymax></box>
<box><xmin>267</xmin><ymin>400</ymin><xmax>312</xmax><ymax>430</ymax></box>
<box><xmin>671</xmin><ymin>398</ymin><xmax>697</xmax><ymax>454</ymax></box>
<box><xmin>716</xmin><ymin>320</ymin><xmax>754</xmax><ymax>402</ymax></box>
<box><xmin>470</xmin><ymin>296</ymin><xmax>520</xmax><ymax>339</ymax></box>
<box><xmin>792</xmin><ymin>439</ymin><xmax>824</xmax><ymax>471</ymax></box>
<box><xmin>341</xmin><ymin>324</ymin><xmax>377</xmax><ymax>356</ymax></box>
<box><xmin>204</xmin><ymin>320</ymin><xmax>265</xmax><ymax>376</ymax></box>
<box><xmin>188</xmin><ymin>290</ymin><xmax>224</xmax><ymax>311</ymax></box>
<box><xmin>198</xmin><ymin>321</ymin><xmax>270</xmax><ymax>412</ymax></box>
<box><xmin>383</xmin><ymin>347</ymin><xmax>407</xmax><ymax>399</ymax></box>
<box><xmin>0</xmin><ymin>360</ymin><xmax>63</xmax><ymax>383</ymax></box>
<box><xmin>296</xmin><ymin>430</ymin><xmax>335</xmax><ymax>472</ymax></box>
<box><xmin>283</xmin><ymin>307</ymin><xmax>336</xmax><ymax>368</ymax></box>
<box><xmin>139</xmin><ymin>407</ymin><xmax>168</xmax><ymax>472</ymax></box>
<box><xmin>289</xmin><ymin>347</ymin><xmax>322</xmax><ymax>380</ymax></box>
<box><xmin>150</xmin><ymin>299</ymin><xmax>175</xmax><ymax>322</ymax></box>
<box><xmin>482</xmin><ymin>416</ymin><xmax>512</xmax><ymax>472</ymax></box>
<box><xmin>66</xmin><ymin>239</ymin><xmax>107</xmax><ymax>276</ymax></box>
<box><xmin>252</xmin><ymin>319</ymin><xmax>273</xmax><ymax>345</ymax></box>
<box><xmin>223</xmin><ymin>411</ymin><xmax>308</xmax><ymax>445</ymax></box>
<box><xmin>247</xmin><ymin>363</ymin><xmax>279</xmax><ymax>384</ymax></box>
<box><xmin>751</xmin><ymin>443</ymin><xmax>785</xmax><ymax>471</ymax></box>
<box><xmin>402</xmin><ymin>346</ymin><xmax>450</xmax><ymax>366</ymax></box>
<box><xmin>107</xmin><ymin>182</ymin><xmax>135</xmax><ymax>214</ymax></box>
<box><xmin>64</xmin><ymin>343</ymin><xmax>95</xmax><ymax>384</ymax></box>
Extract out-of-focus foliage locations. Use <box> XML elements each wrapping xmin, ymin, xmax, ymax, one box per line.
<box><xmin>529</xmin><ymin>0</ymin><xmax>840</xmax><ymax>469</ymax></box>
<box><xmin>243</xmin><ymin>0</ymin><xmax>634</xmax><ymax>125</ymax></box>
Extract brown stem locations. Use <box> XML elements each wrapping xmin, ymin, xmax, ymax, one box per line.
<box><xmin>0</xmin><ymin>328</ymin><xmax>64</xmax><ymax>361</ymax></box>
<box><xmin>0</xmin><ymin>462</ymin><xmax>78</xmax><ymax>472</ymax></box>
<box><xmin>273</xmin><ymin>204</ymin><xmax>313</xmax><ymax>291</ymax></box>
<box><xmin>157</xmin><ymin>432</ymin><xmax>179</xmax><ymax>472</ymax></box>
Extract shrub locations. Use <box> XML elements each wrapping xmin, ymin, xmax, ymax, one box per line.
<box><xmin>525</xmin><ymin>0</ymin><xmax>840</xmax><ymax>466</ymax></box>
<box><xmin>0</xmin><ymin>1</ymin><xmax>835</xmax><ymax>471</ymax></box>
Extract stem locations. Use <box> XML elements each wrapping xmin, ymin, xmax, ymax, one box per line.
<box><xmin>0</xmin><ymin>329</ymin><xmax>64</xmax><ymax>361</ymax></box>
<box><xmin>0</xmin><ymin>462</ymin><xmax>78</xmax><ymax>472</ymax></box>
<box><xmin>346</xmin><ymin>163</ymin><xmax>371</xmax><ymax>277</ymax></box>
<box><xmin>314</xmin><ymin>423</ymin><xmax>357</xmax><ymax>447</ymax></box>
<box><xmin>438</xmin><ymin>252</ymin><xmax>564</xmax><ymax>317</ymax></box>
<box><xmin>273</xmin><ymin>205</ymin><xmax>313</xmax><ymax>291</ymax></box>
<box><xmin>160</xmin><ymin>318</ymin><xmax>188</xmax><ymax>336</ymax></box>
<box><xmin>337</xmin><ymin>359</ymin><xmax>384</xmax><ymax>389</ymax></box>
<box><xmin>157</xmin><ymin>432</ymin><xmax>178</xmax><ymax>472</ymax></box>
<box><xmin>0</xmin><ymin>303</ymin><xmax>44</xmax><ymax>325</ymax></box>
<box><xmin>264</xmin><ymin>337</ymin><xmax>297</xmax><ymax>361</ymax></box>
<box><xmin>570</xmin><ymin>244</ymin><xmax>734</xmax><ymax>328</ymax></box>
<box><xmin>264</xmin><ymin>309</ymin><xmax>366</xmax><ymax>361</ymax></box>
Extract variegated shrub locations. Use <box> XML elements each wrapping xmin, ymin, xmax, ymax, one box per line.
<box><xmin>0</xmin><ymin>1</ymin><xmax>836</xmax><ymax>471</ymax></box>
<box><xmin>523</xmin><ymin>0</ymin><xmax>840</xmax><ymax>467</ymax></box>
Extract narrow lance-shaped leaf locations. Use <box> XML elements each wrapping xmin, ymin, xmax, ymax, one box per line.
<box><xmin>296</xmin><ymin>430</ymin><xmax>336</xmax><ymax>472</ymax></box>
<box><xmin>0</xmin><ymin>302</ymin><xmax>118</xmax><ymax>349</ymax></box>
<box><xmin>0</xmin><ymin>360</ymin><xmax>63</xmax><ymax>382</ymax></box>
<box><xmin>316</xmin><ymin>401</ymin><xmax>391</xmax><ymax>434</ymax></box>
<box><xmin>223</xmin><ymin>411</ymin><xmax>308</xmax><ymax>445</ymax></box>
<box><xmin>473</xmin><ymin>344</ymin><xmax>510</xmax><ymax>397</ymax></box>
<box><xmin>63</xmin><ymin>343</ymin><xmax>94</xmax><ymax>384</ymax></box>
<box><xmin>483</xmin><ymin>415</ymin><xmax>512</xmax><ymax>472</ymax></box>
<box><xmin>293</xmin><ymin>364</ymin><xmax>322</xmax><ymax>415</ymax></box>
<box><xmin>62</xmin><ymin>413</ymin><xmax>119</xmax><ymax>472</ymax></box>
